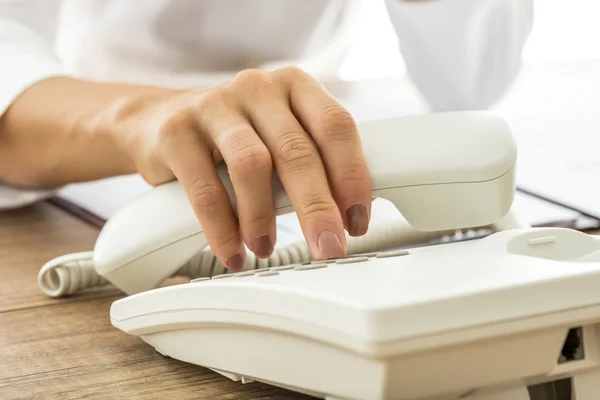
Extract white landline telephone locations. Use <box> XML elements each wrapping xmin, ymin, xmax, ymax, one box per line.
<box><xmin>37</xmin><ymin>112</ymin><xmax>600</xmax><ymax>400</ymax></box>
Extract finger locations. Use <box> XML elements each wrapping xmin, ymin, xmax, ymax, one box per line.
<box><xmin>228</xmin><ymin>69</ymin><xmax>347</xmax><ymax>260</ymax></box>
<box><xmin>158</xmin><ymin>118</ymin><xmax>246</xmax><ymax>272</ymax></box>
<box><xmin>194</xmin><ymin>103</ymin><xmax>276</xmax><ymax>259</ymax></box>
<box><xmin>274</xmin><ymin>67</ymin><xmax>372</xmax><ymax>237</ymax></box>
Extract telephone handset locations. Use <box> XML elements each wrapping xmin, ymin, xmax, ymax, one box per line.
<box><xmin>38</xmin><ymin>111</ymin><xmax>517</xmax><ymax>296</ymax></box>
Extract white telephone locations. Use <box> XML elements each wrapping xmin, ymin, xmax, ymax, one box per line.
<box><xmin>37</xmin><ymin>111</ymin><xmax>600</xmax><ymax>400</ymax></box>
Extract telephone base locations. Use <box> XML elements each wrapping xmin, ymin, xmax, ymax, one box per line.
<box><xmin>111</xmin><ymin>227</ymin><xmax>600</xmax><ymax>400</ymax></box>
<box><xmin>140</xmin><ymin>321</ymin><xmax>600</xmax><ymax>400</ymax></box>
<box><xmin>198</xmin><ymin>370</ymin><xmax>600</xmax><ymax>400</ymax></box>
<box><xmin>203</xmin><ymin>374</ymin><xmax>600</xmax><ymax>400</ymax></box>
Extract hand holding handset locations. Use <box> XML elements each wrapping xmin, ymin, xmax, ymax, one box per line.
<box><xmin>38</xmin><ymin>111</ymin><xmax>517</xmax><ymax>297</ymax></box>
<box><xmin>89</xmin><ymin>111</ymin><xmax>516</xmax><ymax>294</ymax></box>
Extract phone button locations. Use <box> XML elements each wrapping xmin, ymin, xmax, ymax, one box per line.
<box><xmin>376</xmin><ymin>249</ymin><xmax>410</xmax><ymax>258</ymax></box>
<box><xmin>257</xmin><ymin>271</ymin><xmax>279</xmax><ymax>277</ymax></box>
<box><xmin>234</xmin><ymin>270</ymin><xmax>256</xmax><ymax>277</ymax></box>
<box><xmin>294</xmin><ymin>263</ymin><xmax>328</xmax><ymax>271</ymax></box>
<box><xmin>212</xmin><ymin>274</ymin><xmax>233</xmax><ymax>280</ymax></box>
<box><xmin>527</xmin><ymin>236</ymin><xmax>556</xmax><ymax>245</ymax></box>
<box><xmin>336</xmin><ymin>256</ymin><xmax>369</xmax><ymax>264</ymax></box>
<box><xmin>190</xmin><ymin>277</ymin><xmax>210</xmax><ymax>283</ymax></box>
<box><xmin>271</xmin><ymin>265</ymin><xmax>295</xmax><ymax>271</ymax></box>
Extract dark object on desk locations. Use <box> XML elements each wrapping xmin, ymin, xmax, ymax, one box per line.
<box><xmin>561</xmin><ymin>328</ymin><xmax>583</xmax><ymax>362</ymax></box>
<box><xmin>48</xmin><ymin>196</ymin><xmax>106</xmax><ymax>228</ymax></box>
<box><xmin>528</xmin><ymin>378</ymin><xmax>573</xmax><ymax>400</ymax></box>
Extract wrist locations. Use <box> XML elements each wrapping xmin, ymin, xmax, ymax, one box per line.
<box><xmin>0</xmin><ymin>76</ymin><xmax>170</xmax><ymax>187</ymax></box>
<box><xmin>53</xmin><ymin>78</ymin><xmax>140</xmax><ymax>181</ymax></box>
<box><xmin>99</xmin><ymin>85</ymin><xmax>182</xmax><ymax>175</ymax></box>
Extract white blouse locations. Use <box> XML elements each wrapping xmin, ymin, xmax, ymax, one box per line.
<box><xmin>0</xmin><ymin>0</ymin><xmax>533</xmax><ymax>210</ymax></box>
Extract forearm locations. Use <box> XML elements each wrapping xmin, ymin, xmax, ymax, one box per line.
<box><xmin>0</xmin><ymin>15</ymin><xmax>148</xmax><ymax>188</ymax></box>
<box><xmin>0</xmin><ymin>77</ymin><xmax>167</xmax><ymax>188</ymax></box>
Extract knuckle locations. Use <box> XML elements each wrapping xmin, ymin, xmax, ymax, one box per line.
<box><xmin>155</xmin><ymin>112</ymin><xmax>191</xmax><ymax>146</ymax></box>
<box><xmin>185</xmin><ymin>89</ymin><xmax>229</xmax><ymax>126</ymax></box>
<box><xmin>234</xmin><ymin>68</ymin><xmax>267</xmax><ymax>83</ymax></box>
<box><xmin>212</xmin><ymin>228</ymin><xmax>240</xmax><ymax>251</ymax></box>
<box><xmin>241</xmin><ymin>208</ymin><xmax>273</xmax><ymax>226</ymax></box>
<box><xmin>188</xmin><ymin>177</ymin><xmax>223</xmax><ymax>211</ymax></box>
<box><xmin>338</xmin><ymin>159</ymin><xmax>370</xmax><ymax>184</ymax></box>
<box><xmin>194</xmin><ymin>89</ymin><xmax>226</xmax><ymax>112</ymax></box>
<box><xmin>229</xmin><ymin>143</ymin><xmax>272</xmax><ymax>174</ymax></box>
<box><xmin>231</xmin><ymin>68</ymin><xmax>272</xmax><ymax>93</ymax></box>
<box><xmin>300</xmin><ymin>194</ymin><xmax>338</xmax><ymax>219</ymax></box>
<box><xmin>276</xmin><ymin>132</ymin><xmax>319</xmax><ymax>166</ymax></box>
<box><xmin>277</xmin><ymin>66</ymin><xmax>308</xmax><ymax>80</ymax></box>
<box><xmin>318</xmin><ymin>106</ymin><xmax>357</xmax><ymax>141</ymax></box>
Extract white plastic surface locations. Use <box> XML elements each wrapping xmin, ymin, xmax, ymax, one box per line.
<box><xmin>93</xmin><ymin>111</ymin><xmax>516</xmax><ymax>294</ymax></box>
<box><xmin>110</xmin><ymin>227</ymin><xmax>600</xmax><ymax>399</ymax></box>
<box><xmin>111</xmin><ymin>228</ymin><xmax>600</xmax><ymax>346</ymax></box>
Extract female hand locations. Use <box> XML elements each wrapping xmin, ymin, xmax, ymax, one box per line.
<box><xmin>0</xmin><ymin>67</ymin><xmax>372</xmax><ymax>271</ymax></box>
<box><xmin>117</xmin><ymin>67</ymin><xmax>372</xmax><ymax>270</ymax></box>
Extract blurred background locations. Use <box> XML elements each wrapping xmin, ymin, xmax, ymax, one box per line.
<box><xmin>8</xmin><ymin>0</ymin><xmax>596</xmax><ymax>229</ymax></box>
<box><xmin>340</xmin><ymin>0</ymin><xmax>600</xmax><ymax>80</ymax></box>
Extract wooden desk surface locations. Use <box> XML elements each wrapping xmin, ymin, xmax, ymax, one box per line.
<box><xmin>0</xmin><ymin>202</ymin><xmax>312</xmax><ymax>400</ymax></box>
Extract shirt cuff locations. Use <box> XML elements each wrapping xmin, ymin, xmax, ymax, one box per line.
<box><xmin>0</xmin><ymin>20</ymin><xmax>70</xmax><ymax>117</ymax></box>
<box><xmin>0</xmin><ymin>183</ymin><xmax>55</xmax><ymax>210</ymax></box>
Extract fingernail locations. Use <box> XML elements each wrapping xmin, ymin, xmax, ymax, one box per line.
<box><xmin>317</xmin><ymin>231</ymin><xmax>345</xmax><ymax>259</ymax></box>
<box><xmin>346</xmin><ymin>204</ymin><xmax>368</xmax><ymax>236</ymax></box>
<box><xmin>226</xmin><ymin>254</ymin><xmax>245</xmax><ymax>272</ymax></box>
<box><xmin>251</xmin><ymin>235</ymin><xmax>274</xmax><ymax>258</ymax></box>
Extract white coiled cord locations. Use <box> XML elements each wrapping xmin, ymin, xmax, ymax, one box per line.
<box><xmin>38</xmin><ymin>251</ymin><xmax>108</xmax><ymax>297</ymax></box>
<box><xmin>38</xmin><ymin>215</ymin><xmax>494</xmax><ymax>298</ymax></box>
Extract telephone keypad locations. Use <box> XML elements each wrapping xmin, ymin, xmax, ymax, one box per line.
<box><xmin>190</xmin><ymin>249</ymin><xmax>411</xmax><ymax>283</ymax></box>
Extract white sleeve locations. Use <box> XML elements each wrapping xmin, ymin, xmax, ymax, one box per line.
<box><xmin>0</xmin><ymin>16</ymin><xmax>70</xmax><ymax>210</ymax></box>
<box><xmin>385</xmin><ymin>0</ymin><xmax>533</xmax><ymax>111</ymax></box>
<box><xmin>0</xmin><ymin>184</ymin><xmax>55</xmax><ymax>210</ymax></box>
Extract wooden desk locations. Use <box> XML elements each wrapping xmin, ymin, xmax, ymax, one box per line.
<box><xmin>0</xmin><ymin>202</ymin><xmax>312</xmax><ymax>400</ymax></box>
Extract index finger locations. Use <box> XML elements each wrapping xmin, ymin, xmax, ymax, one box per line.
<box><xmin>159</xmin><ymin>123</ymin><xmax>247</xmax><ymax>272</ymax></box>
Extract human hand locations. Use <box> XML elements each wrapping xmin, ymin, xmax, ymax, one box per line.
<box><xmin>111</xmin><ymin>67</ymin><xmax>372</xmax><ymax>271</ymax></box>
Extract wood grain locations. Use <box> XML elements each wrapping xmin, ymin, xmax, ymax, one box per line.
<box><xmin>0</xmin><ymin>203</ymin><xmax>312</xmax><ymax>400</ymax></box>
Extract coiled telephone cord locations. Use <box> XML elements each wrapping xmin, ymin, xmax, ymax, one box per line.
<box><xmin>38</xmin><ymin>217</ymin><xmax>488</xmax><ymax>298</ymax></box>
